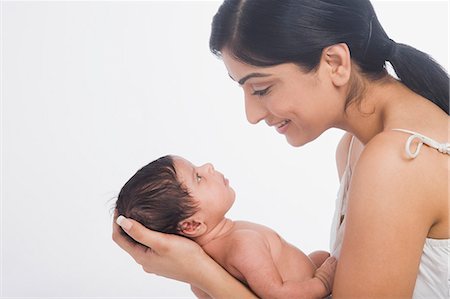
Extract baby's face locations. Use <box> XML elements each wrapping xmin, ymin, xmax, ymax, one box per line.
<box><xmin>173</xmin><ymin>156</ymin><xmax>235</xmax><ymax>222</ymax></box>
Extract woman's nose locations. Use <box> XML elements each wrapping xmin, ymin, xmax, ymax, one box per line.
<box><xmin>244</xmin><ymin>94</ymin><xmax>267</xmax><ymax>124</ymax></box>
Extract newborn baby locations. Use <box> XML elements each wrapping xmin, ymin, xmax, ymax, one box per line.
<box><xmin>116</xmin><ymin>155</ymin><xmax>336</xmax><ymax>298</ymax></box>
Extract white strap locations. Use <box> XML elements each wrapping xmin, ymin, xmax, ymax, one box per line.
<box><xmin>346</xmin><ymin>135</ymin><xmax>355</xmax><ymax>166</ymax></box>
<box><xmin>392</xmin><ymin>129</ymin><xmax>450</xmax><ymax>159</ymax></box>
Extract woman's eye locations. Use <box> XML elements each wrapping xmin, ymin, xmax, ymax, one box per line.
<box><xmin>196</xmin><ymin>173</ymin><xmax>202</xmax><ymax>182</ymax></box>
<box><xmin>252</xmin><ymin>86</ymin><xmax>271</xmax><ymax>97</ymax></box>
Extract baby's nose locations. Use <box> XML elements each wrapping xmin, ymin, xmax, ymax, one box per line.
<box><xmin>205</xmin><ymin>163</ymin><xmax>214</xmax><ymax>172</ymax></box>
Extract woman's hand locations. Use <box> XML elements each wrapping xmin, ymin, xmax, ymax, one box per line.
<box><xmin>112</xmin><ymin>212</ymin><xmax>208</xmax><ymax>285</ymax></box>
<box><xmin>112</xmin><ymin>212</ymin><xmax>258</xmax><ymax>299</ymax></box>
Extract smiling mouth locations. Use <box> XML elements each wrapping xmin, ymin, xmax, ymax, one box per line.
<box><xmin>277</xmin><ymin>120</ymin><xmax>290</xmax><ymax>128</ymax></box>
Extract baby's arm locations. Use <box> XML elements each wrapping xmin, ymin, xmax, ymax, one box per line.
<box><xmin>226</xmin><ymin>231</ymin><xmax>335</xmax><ymax>299</ymax></box>
<box><xmin>190</xmin><ymin>285</ymin><xmax>212</xmax><ymax>299</ymax></box>
<box><xmin>308</xmin><ymin>250</ymin><xmax>330</xmax><ymax>268</ymax></box>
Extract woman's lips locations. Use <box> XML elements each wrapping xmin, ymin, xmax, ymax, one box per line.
<box><xmin>276</xmin><ymin>120</ymin><xmax>290</xmax><ymax>134</ymax></box>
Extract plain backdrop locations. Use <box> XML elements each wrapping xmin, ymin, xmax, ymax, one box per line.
<box><xmin>1</xmin><ymin>0</ymin><xmax>448</xmax><ymax>298</ymax></box>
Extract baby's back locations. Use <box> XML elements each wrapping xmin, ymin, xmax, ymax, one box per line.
<box><xmin>202</xmin><ymin>220</ymin><xmax>316</xmax><ymax>285</ymax></box>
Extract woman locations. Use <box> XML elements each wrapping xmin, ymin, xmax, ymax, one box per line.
<box><xmin>113</xmin><ymin>0</ymin><xmax>449</xmax><ymax>297</ymax></box>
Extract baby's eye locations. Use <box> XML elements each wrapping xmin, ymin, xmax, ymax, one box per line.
<box><xmin>196</xmin><ymin>173</ymin><xmax>202</xmax><ymax>182</ymax></box>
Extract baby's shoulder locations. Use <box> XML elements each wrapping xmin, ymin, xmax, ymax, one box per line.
<box><xmin>223</xmin><ymin>226</ymin><xmax>275</xmax><ymax>269</ymax></box>
<box><xmin>224</xmin><ymin>223</ymin><xmax>273</xmax><ymax>255</ymax></box>
<box><xmin>229</xmin><ymin>225</ymin><xmax>268</xmax><ymax>245</ymax></box>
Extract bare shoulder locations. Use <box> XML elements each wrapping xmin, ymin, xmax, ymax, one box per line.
<box><xmin>354</xmin><ymin>131</ymin><xmax>443</xmax><ymax>195</ymax></box>
<box><xmin>358</xmin><ymin>130</ymin><xmax>447</xmax><ymax>186</ymax></box>
<box><xmin>223</xmin><ymin>229</ymin><xmax>272</xmax><ymax>274</ymax></box>
<box><xmin>351</xmin><ymin>131</ymin><xmax>421</xmax><ymax>205</ymax></box>
<box><xmin>333</xmin><ymin>130</ymin><xmax>447</xmax><ymax>296</ymax></box>
<box><xmin>350</xmin><ymin>130</ymin><xmax>448</xmax><ymax>236</ymax></box>
<box><xmin>227</xmin><ymin>229</ymin><xmax>269</xmax><ymax>256</ymax></box>
<box><xmin>227</xmin><ymin>229</ymin><xmax>270</xmax><ymax>263</ymax></box>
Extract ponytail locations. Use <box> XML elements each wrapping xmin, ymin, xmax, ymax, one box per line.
<box><xmin>388</xmin><ymin>42</ymin><xmax>449</xmax><ymax>115</ymax></box>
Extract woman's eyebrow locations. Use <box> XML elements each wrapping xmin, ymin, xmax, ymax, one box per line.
<box><xmin>228</xmin><ymin>73</ymin><xmax>272</xmax><ymax>85</ymax></box>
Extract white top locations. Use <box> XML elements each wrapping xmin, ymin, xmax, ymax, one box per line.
<box><xmin>330</xmin><ymin>129</ymin><xmax>450</xmax><ymax>298</ymax></box>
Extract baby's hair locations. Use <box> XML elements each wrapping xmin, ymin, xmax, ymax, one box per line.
<box><xmin>116</xmin><ymin>155</ymin><xmax>199</xmax><ymax>236</ymax></box>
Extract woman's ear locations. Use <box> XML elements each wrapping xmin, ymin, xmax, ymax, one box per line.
<box><xmin>322</xmin><ymin>43</ymin><xmax>352</xmax><ymax>87</ymax></box>
<box><xmin>178</xmin><ymin>218</ymin><xmax>207</xmax><ymax>237</ymax></box>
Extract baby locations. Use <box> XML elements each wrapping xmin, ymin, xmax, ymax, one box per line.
<box><xmin>116</xmin><ymin>155</ymin><xmax>336</xmax><ymax>299</ymax></box>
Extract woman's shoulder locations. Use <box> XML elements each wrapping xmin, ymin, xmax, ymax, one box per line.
<box><xmin>362</xmin><ymin>129</ymin><xmax>448</xmax><ymax>166</ymax></box>
<box><xmin>348</xmin><ymin>129</ymin><xmax>449</xmax><ymax>238</ymax></box>
<box><xmin>352</xmin><ymin>129</ymin><xmax>448</xmax><ymax>212</ymax></box>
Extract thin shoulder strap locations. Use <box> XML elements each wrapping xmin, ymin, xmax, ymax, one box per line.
<box><xmin>392</xmin><ymin>128</ymin><xmax>450</xmax><ymax>158</ymax></box>
<box><xmin>346</xmin><ymin>135</ymin><xmax>356</xmax><ymax>167</ymax></box>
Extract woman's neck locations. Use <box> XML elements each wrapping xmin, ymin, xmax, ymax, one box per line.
<box><xmin>194</xmin><ymin>218</ymin><xmax>235</xmax><ymax>247</ymax></box>
<box><xmin>335</xmin><ymin>76</ymin><xmax>419</xmax><ymax>144</ymax></box>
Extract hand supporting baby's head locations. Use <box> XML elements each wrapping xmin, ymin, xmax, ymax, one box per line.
<box><xmin>115</xmin><ymin>155</ymin><xmax>199</xmax><ymax>239</ymax></box>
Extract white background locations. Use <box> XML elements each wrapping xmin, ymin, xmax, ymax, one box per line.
<box><xmin>1</xmin><ymin>0</ymin><xmax>448</xmax><ymax>298</ymax></box>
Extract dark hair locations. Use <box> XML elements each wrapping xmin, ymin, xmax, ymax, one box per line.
<box><xmin>116</xmin><ymin>155</ymin><xmax>199</xmax><ymax>235</ymax></box>
<box><xmin>210</xmin><ymin>0</ymin><xmax>449</xmax><ymax>114</ymax></box>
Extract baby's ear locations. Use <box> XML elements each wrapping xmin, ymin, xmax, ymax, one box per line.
<box><xmin>178</xmin><ymin>218</ymin><xmax>207</xmax><ymax>237</ymax></box>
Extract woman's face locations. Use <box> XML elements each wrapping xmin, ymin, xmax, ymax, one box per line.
<box><xmin>221</xmin><ymin>49</ymin><xmax>345</xmax><ymax>147</ymax></box>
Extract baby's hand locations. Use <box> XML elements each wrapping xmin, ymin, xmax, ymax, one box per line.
<box><xmin>314</xmin><ymin>256</ymin><xmax>337</xmax><ymax>294</ymax></box>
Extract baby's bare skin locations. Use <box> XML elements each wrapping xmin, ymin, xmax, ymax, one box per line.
<box><xmin>191</xmin><ymin>219</ymin><xmax>333</xmax><ymax>299</ymax></box>
<box><xmin>171</xmin><ymin>156</ymin><xmax>335</xmax><ymax>298</ymax></box>
<box><xmin>203</xmin><ymin>220</ymin><xmax>316</xmax><ymax>284</ymax></box>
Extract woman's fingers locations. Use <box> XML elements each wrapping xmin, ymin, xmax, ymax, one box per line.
<box><xmin>115</xmin><ymin>214</ymin><xmax>169</xmax><ymax>253</ymax></box>
<box><xmin>112</xmin><ymin>211</ymin><xmax>207</xmax><ymax>283</ymax></box>
<box><xmin>112</xmin><ymin>213</ymin><xmax>141</xmax><ymax>251</ymax></box>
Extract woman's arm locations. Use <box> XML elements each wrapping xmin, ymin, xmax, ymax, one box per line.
<box><xmin>332</xmin><ymin>133</ymin><xmax>434</xmax><ymax>298</ymax></box>
<box><xmin>112</xmin><ymin>213</ymin><xmax>257</xmax><ymax>299</ymax></box>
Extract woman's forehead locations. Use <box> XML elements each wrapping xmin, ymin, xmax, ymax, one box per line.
<box><xmin>221</xmin><ymin>50</ymin><xmax>264</xmax><ymax>79</ymax></box>
<box><xmin>221</xmin><ymin>50</ymin><xmax>299</xmax><ymax>83</ymax></box>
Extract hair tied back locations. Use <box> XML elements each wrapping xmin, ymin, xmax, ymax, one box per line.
<box><xmin>386</xmin><ymin>38</ymin><xmax>397</xmax><ymax>61</ymax></box>
<box><xmin>363</xmin><ymin>15</ymin><xmax>375</xmax><ymax>59</ymax></box>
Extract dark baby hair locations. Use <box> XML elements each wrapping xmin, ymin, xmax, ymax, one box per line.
<box><xmin>116</xmin><ymin>155</ymin><xmax>199</xmax><ymax>235</ymax></box>
<box><xmin>210</xmin><ymin>0</ymin><xmax>449</xmax><ymax>114</ymax></box>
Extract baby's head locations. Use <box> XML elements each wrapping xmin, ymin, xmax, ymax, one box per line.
<box><xmin>116</xmin><ymin>155</ymin><xmax>235</xmax><ymax>238</ymax></box>
<box><xmin>116</xmin><ymin>155</ymin><xmax>198</xmax><ymax>235</ymax></box>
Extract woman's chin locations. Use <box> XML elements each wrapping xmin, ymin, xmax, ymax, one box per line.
<box><xmin>285</xmin><ymin>130</ymin><xmax>323</xmax><ymax>147</ymax></box>
<box><xmin>285</xmin><ymin>135</ymin><xmax>307</xmax><ymax>147</ymax></box>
